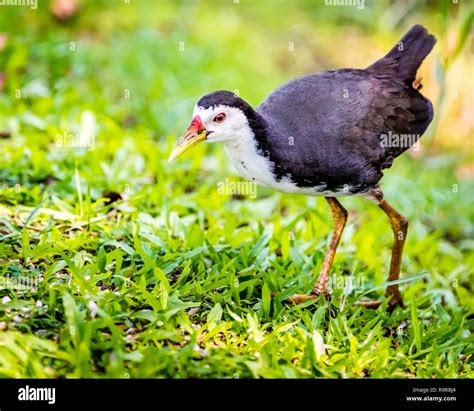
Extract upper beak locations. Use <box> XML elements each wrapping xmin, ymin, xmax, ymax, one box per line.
<box><xmin>168</xmin><ymin>116</ymin><xmax>207</xmax><ymax>162</ymax></box>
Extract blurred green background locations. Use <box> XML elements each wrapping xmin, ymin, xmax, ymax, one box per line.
<box><xmin>0</xmin><ymin>0</ymin><xmax>472</xmax><ymax>378</ymax></box>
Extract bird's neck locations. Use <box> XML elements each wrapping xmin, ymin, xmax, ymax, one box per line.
<box><xmin>223</xmin><ymin>111</ymin><xmax>278</xmax><ymax>187</ymax></box>
<box><xmin>225</xmin><ymin>110</ymin><xmax>271</xmax><ymax>156</ymax></box>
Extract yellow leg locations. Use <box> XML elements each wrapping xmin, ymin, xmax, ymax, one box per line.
<box><xmin>287</xmin><ymin>197</ymin><xmax>347</xmax><ymax>304</ymax></box>
<box><xmin>357</xmin><ymin>189</ymin><xmax>407</xmax><ymax>310</ymax></box>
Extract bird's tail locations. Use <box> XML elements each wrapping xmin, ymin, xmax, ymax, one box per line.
<box><xmin>366</xmin><ymin>25</ymin><xmax>437</xmax><ymax>87</ymax></box>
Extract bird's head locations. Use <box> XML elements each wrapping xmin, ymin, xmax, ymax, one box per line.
<box><xmin>168</xmin><ymin>90</ymin><xmax>256</xmax><ymax>161</ymax></box>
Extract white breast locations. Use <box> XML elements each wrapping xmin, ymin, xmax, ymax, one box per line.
<box><xmin>222</xmin><ymin>133</ymin><xmax>350</xmax><ymax>196</ymax></box>
<box><xmin>223</xmin><ymin>137</ymin><xmax>274</xmax><ymax>186</ymax></box>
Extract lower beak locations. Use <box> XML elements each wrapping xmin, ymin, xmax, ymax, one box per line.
<box><xmin>168</xmin><ymin>126</ymin><xmax>207</xmax><ymax>162</ymax></box>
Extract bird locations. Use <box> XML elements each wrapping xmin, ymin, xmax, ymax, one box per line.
<box><xmin>168</xmin><ymin>25</ymin><xmax>436</xmax><ymax>310</ymax></box>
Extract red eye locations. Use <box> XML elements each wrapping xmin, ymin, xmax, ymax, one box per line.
<box><xmin>213</xmin><ymin>112</ymin><xmax>226</xmax><ymax>123</ymax></box>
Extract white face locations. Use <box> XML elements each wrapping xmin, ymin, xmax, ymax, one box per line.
<box><xmin>193</xmin><ymin>104</ymin><xmax>251</xmax><ymax>143</ymax></box>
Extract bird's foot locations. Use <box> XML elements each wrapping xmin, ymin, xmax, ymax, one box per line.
<box><xmin>386</xmin><ymin>287</ymin><xmax>404</xmax><ymax>311</ymax></box>
<box><xmin>354</xmin><ymin>300</ymin><xmax>383</xmax><ymax>309</ymax></box>
<box><xmin>285</xmin><ymin>294</ymin><xmax>318</xmax><ymax>304</ymax></box>
<box><xmin>355</xmin><ymin>288</ymin><xmax>404</xmax><ymax>312</ymax></box>
<box><xmin>285</xmin><ymin>289</ymin><xmax>329</xmax><ymax>304</ymax></box>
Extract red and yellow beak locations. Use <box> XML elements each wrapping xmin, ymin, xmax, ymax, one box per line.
<box><xmin>168</xmin><ymin>116</ymin><xmax>208</xmax><ymax>162</ymax></box>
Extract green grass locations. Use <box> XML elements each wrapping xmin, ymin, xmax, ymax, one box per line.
<box><xmin>0</xmin><ymin>1</ymin><xmax>473</xmax><ymax>378</ymax></box>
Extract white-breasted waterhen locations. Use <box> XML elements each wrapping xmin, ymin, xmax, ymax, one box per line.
<box><xmin>169</xmin><ymin>25</ymin><xmax>436</xmax><ymax>310</ymax></box>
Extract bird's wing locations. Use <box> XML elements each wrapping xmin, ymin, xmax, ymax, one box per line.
<box><xmin>360</xmin><ymin>76</ymin><xmax>433</xmax><ymax>168</ymax></box>
<box><xmin>256</xmin><ymin>70</ymin><xmax>433</xmax><ymax>192</ymax></box>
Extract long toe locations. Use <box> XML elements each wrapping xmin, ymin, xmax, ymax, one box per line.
<box><xmin>286</xmin><ymin>294</ymin><xmax>319</xmax><ymax>304</ymax></box>
<box><xmin>355</xmin><ymin>300</ymin><xmax>383</xmax><ymax>309</ymax></box>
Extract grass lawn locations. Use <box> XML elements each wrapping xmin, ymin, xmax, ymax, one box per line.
<box><xmin>0</xmin><ymin>1</ymin><xmax>473</xmax><ymax>378</ymax></box>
